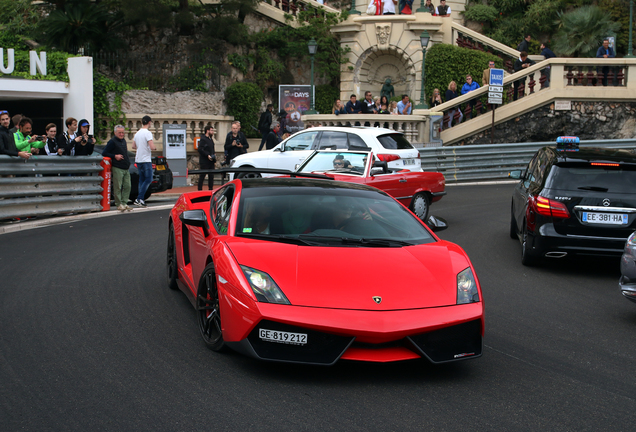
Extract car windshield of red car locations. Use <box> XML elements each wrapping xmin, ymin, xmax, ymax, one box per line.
<box><xmin>236</xmin><ymin>186</ymin><xmax>435</xmax><ymax>246</ymax></box>
<box><xmin>299</xmin><ymin>151</ymin><xmax>368</xmax><ymax>175</ymax></box>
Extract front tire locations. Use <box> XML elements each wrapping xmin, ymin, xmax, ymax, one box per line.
<box><xmin>411</xmin><ymin>193</ymin><xmax>430</xmax><ymax>222</ymax></box>
<box><xmin>196</xmin><ymin>263</ymin><xmax>226</xmax><ymax>351</ymax></box>
<box><xmin>167</xmin><ymin>224</ymin><xmax>179</xmax><ymax>290</ymax></box>
<box><xmin>236</xmin><ymin>170</ymin><xmax>262</xmax><ymax>179</ymax></box>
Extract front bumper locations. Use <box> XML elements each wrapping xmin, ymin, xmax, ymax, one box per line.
<box><xmin>223</xmin><ymin>299</ymin><xmax>484</xmax><ymax>365</ymax></box>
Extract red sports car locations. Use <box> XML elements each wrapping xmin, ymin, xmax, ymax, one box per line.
<box><xmin>167</xmin><ymin>177</ymin><xmax>483</xmax><ymax>365</ymax></box>
<box><xmin>297</xmin><ymin>150</ymin><xmax>446</xmax><ymax>222</ymax></box>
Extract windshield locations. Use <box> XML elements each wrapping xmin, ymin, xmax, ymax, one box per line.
<box><xmin>376</xmin><ymin>133</ymin><xmax>414</xmax><ymax>150</ymax></box>
<box><xmin>545</xmin><ymin>164</ymin><xmax>636</xmax><ymax>193</ymax></box>
<box><xmin>298</xmin><ymin>151</ymin><xmax>369</xmax><ymax>176</ymax></box>
<box><xmin>236</xmin><ymin>186</ymin><xmax>434</xmax><ymax>246</ymax></box>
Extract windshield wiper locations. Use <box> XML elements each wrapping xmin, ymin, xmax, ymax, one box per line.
<box><xmin>578</xmin><ymin>186</ymin><xmax>609</xmax><ymax>192</ymax></box>
<box><xmin>237</xmin><ymin>233</ymin><xmax>322</xmax><ymax>246</ymax></box>
<box><xmin>298</xmin><ymin>235</ymin><xmax>412</xmax><ymax>247</ymax></box>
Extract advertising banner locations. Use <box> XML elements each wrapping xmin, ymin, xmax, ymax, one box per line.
<box><xmin>279</xmin><ymin>85</ymin><xmax>313</xmax><ymax>134</ymax></box>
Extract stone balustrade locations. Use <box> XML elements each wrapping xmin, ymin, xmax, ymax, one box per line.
<box><xmin>98</xmin><ymin>114</ymin><xmax>235</xmax><ymax>155</ymax></box>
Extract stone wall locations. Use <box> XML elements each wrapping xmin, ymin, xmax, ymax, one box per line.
<box><xmin>109</xmin><ymin>90</ymin><xmax>226</xmax><ymax>115</ymax></box>
<box><xmin>463</xmin><ymin>101</ymin><xmax>636</xmax><ymax>145</ymax></box>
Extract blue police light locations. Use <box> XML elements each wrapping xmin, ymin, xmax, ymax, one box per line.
<box><xmin>556</xmin><ymin>136</ymin><xmax>580</xmax><ymax>151</ymax></box>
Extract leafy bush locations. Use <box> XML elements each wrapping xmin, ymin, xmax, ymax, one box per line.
<box><xmin>463</xmin><ymin>5</ymin><xmax>498</xmax><ymax>23</ymax></box>
<box><xmin>225</xmin><ymin>82</ymin><xmax>263</xmax><ymax>138</ymax></box>
<box><xmin>552</xmin><ymin>5</ymin><xmax>621</xmax><ymax>57</ymax></box>
<box><xmin>315</xmin><ymin>84</ymin><xmax>339</xmax><ymax>115</ymax></box>
<box><xmin>93</xmin><ymin>72</ymin><xmax>131</xmax><ymax>141</ymax></box>
<box><xmin>425</xmin><ymin>44</ymin><xmax>503</xmax><ymax>103</ymax></box>
<box><xmin>5</xmin><ymin>50</ymin><xmax>72</xmax><ymax>82</ymax></box>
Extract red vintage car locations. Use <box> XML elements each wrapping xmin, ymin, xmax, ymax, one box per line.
<box><xmin>296</xmin><ymin>150</ymin><xmax>445</xmax><ymax>222</ymax></box>
<box><xmin>167</xmin><ymin>177</ymin><xmax>483</xmax><ymax>365</ymax></box>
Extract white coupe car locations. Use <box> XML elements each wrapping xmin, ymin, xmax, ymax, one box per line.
<box><xmin>229</xmin><ymin>126</ymin><xmax>422</xmax><ymax>179</ymax></box>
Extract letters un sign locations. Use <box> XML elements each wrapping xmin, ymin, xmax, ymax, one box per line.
<box><xmin>489</xmin><ymin>69</ymin><xmax>504</xmax><ymax>87</ymax></box>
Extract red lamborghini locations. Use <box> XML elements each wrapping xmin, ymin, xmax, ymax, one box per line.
<box><xmin>167</xmin><ymin>177</ymin><xmax>484</xmax><ymax>365</ymax></box>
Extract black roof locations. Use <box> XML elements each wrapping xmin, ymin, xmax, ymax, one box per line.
<box><xmin>239</xmin><ymin>177</ymin><xmax>384</xmax><ymax>193</ymax></box>
<box><xmin>546</xmin><ymin>147</ymin><xmax>636</xmax><ymax>165</ymax></box>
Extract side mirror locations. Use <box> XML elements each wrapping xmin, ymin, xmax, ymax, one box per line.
<box><xmin>426</xmin><ymin>215</ymin><xmax>448</xmax><ymax>232</ymax></box>
<box><xmin>180</xmin><ymin>210</ymin><xmax>210</xmax><ymax>236</ymax></box>
<box><xmin>277</xmin><ymin>145</ymin><xmax>285</xmax><ymax>153</ymax></box>
<box><xmin>373</xmin><ymin>160</ymin><xmax>389</xmax><ymax>174</ymax></box>
<box><xmin>509</xmin><ymin>170</ymin><xmax>522</xmax><ymax>180</ymax></box>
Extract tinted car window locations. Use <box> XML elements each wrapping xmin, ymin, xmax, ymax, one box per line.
<box><xmin>347</xmin><ymin>134</ymin><xmax>369</xmax><ymax>150</ymax></box>
<box><xmin>376</xmin><ymin>134</ymin><xmax>414</xmax><ymax>150</ymax></box>
<box><xmin>236</xmin><ymin>186</ymin><xmax>435</xmax><ymax>245</ymax></box>
<box><xmin>315</xmin><ymin>132</ymin><xmax>348</xmax><ymax>150</ymax></box>
<box><xmin>212</xmin><ymin>186</ymin><xmax>235</xmax><ymax>234</ymax></box>
<box><xmin>284</xmin><ymin>131</ymin><xmax>319</xmax><ymax>151</ymax></box>
<box><xmin>545</xmin><ymin>164</ymin><xmax>636</xmax><ymax>193</ymax></box>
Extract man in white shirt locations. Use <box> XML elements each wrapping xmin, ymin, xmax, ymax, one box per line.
<box><xmin>132</xmin><ymin>115</ymin><xmax>156</xmax><ymax>207</ymax></box>
<box><xmin>383</xmin><ymin>0</ymin><xmax>397</xmax><ymax>14</ymax></box>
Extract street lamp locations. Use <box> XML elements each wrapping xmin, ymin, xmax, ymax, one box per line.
<box><xmin>306</xmin><ymin>38</ymin><xmax>318</xmax><ymax>114</ymax></box>
<box><xmin>414</xmin><ymin>30</ymin><xmax>431</xmax><ymax>109</ymax></box>
<box><xmin>416</xmin><ymin>0</ymin><xmax>429</xmax><ymax>13</ymax></box>
<box><xmin>349</xmin><ymin>0</ymin><xmax>361</xmax><ymax>15</ymax></box>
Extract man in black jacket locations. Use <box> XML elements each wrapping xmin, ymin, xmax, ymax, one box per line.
<box><xmin>513</xmin><ymin>51</ymin><xmax>535</xmax><ymax>101</ymax></box>
<box><xmin>198</xmin><ymin>125</ymin><xmax>217</xmax><ymax>190</ymax></box>
<box><xmin>102</xmin><ymin>124</ymin><xmax>132</xmax><ymax>212</ymax></box>
<box><xmin>258</xmin><ymin>104</ymin><xmax>273</xmax><ymax>150</ymax></box>
<box><xmin>260</xmin><ymin>122</ymin><xmax>281</xmax><ymax>151</ymax></box>
<box><xmin>0</xmin><ymin>110</ymin><xmax>30</xmax><ymax>159</ymax></box>
<box><xmin>224</xmin><ymin>121</ymin><xmax>249</xmax><ymax>162</ymax></box>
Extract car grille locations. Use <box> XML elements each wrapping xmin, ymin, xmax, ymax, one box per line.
<box><xmin>408</xmin><ymin>319</ymin><xmax>483</xmax><ymax>363</ymax></box>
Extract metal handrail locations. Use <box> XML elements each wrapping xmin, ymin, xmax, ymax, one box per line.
<box><xmin>420</xmin><ymin>139</ymin><xmax>636</xmax><ymax>183</ymax></box>
<box><xmin>0</xmin><ymin>155</ymin><xmax>104</xmax><ymax>219</ymax></box>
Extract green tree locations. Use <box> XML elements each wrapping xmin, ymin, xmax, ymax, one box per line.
<box><xmin>0</xmin><ymin>0</ymin><xmax>42</xmax><ymax>48</ymax></box>
<box><xmin>40</xmin><ymin>0</ymin><xmax>123</xmax><ymax>52</ymax></box>
<box><xmin>552</xmin><ymin>5</ymin><xmax>621</xmax><ymax>57</ymax></box>
<box><xmin>226</xmin><ymin>82</ymin><xmax>263</xmax><ymax>138</ymax></box>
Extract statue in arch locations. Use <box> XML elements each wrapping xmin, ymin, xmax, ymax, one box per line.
<box><xmin>380</xmin><ymin>78</ymin><xmax>395</xmax><ymax>100</ymax></box>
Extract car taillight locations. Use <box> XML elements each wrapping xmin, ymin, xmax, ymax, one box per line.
<box><xmin>377</xmin><ymin>154</ymin><xmax>400</xmax><ymax>162</ymax></box>
<box><xmin>532</xmin><ymin>195</ymin><xmax>570</xmax><ymax>218</ymax></box>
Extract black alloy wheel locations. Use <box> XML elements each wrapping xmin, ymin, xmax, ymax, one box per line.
<box><xmin>197</xmin><ymin>263</ymin><xmax>226</xmax><ymax>351</ymax></box>
<box><xmin>410</xmin><ymin>193</ymin><xmax>430</xmax><ymax>222</ymax></box>
<box><xmin>236</xmin><ymin>171</ymin><xmax>262</xmax><ymax>179</ymax></box>
<box><xmin>521</xmin><ymin>223</ymin><xmax>538</xmax><ymax>266</ymax></box>
<box><xmin>167</xmin><ymin>224</ymin><xmax>179</xmax><ymax>290</ymax></box>
<box><xmin>509</xmin><ymin>206</ymin><xmax>518</xmax><ymax>239</ymax></box>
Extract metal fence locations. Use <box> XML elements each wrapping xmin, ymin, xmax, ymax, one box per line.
<box><xmin>419</xmin><ymin>139</ymin><xmax>636</xmax><ymax>183</ymax></box>
<box><xmin>0</xmin><ymin>156</ymin><xmax>104</xmax><ymax>220</ymax></box>
<box><xmin>92</xmin><ymin>51</ymin><xmax>223</xmax><ymax>92</ymax></box>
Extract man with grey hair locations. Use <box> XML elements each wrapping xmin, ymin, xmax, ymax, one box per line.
<box><xmin>259</xmin><ymin>121</ymin><xmax>281</xmax><ymax>151</ymax></box>
<box><xmin>224</xmin><ymin>120</ymin><xmax>249</xmax><ymax>162</ymax></box>
<box><xmin>103</xmin><ymin>125</ymin><xmax>132</xmax><ymax>212</ymax></box>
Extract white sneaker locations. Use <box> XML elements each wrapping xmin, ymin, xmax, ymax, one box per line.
<box><xmin>133</xmin><ymin>199</ymin><xmax>146</xmax><ymax>207</ymax></box>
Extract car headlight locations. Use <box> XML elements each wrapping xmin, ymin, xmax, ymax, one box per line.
<box><xmin>627</xmin><ymin>231</ymin><xmax>636</xmax><ymax>247</ymax></box>
<box><xmin>240</xmin><ymin>265</ymin><xmax>290</xmax><ymax>305</ymax></box>
<box><xmin>457</xmin><ymin>268</ymin><xmax>479</xmax><ymax>304</ymax></box>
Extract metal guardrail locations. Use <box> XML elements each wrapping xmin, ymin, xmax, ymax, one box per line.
<box><xmin>420</xmin><ymin>139</ymin><xmax>636</xmax><ymax>183</ymax></box>
<box><xmin>0</xmin><ymin>155</ymin><xmax>104</xmax><ymax>219</ymax></box>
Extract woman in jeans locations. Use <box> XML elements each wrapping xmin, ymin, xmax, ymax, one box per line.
<box><xmin>444</xmin><ymin>81</ymin><xmax>463</xmax><ymax>128</ymax></box>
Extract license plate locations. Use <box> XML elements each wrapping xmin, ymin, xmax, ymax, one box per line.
<box><xmin>403</xmin><ymin>158</ymin><xmax>415</xmax><ymax>165</ymax></box>
<box><xmin>156</xmin><ymin>165</ymin><xmax>166</xmax><ymax>170</ymax></box>
<box><xmin>259</xmin><ymin>329</ymin><xmax>307</xmax><ymax>345</ymax></box>
<box><xmin>582</xmin><ymin>212</ymin><xmax>628</xmax><ymax>225</ymax></box>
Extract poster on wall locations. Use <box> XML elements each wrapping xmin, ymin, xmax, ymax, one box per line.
<box><xmin>279</xmin><ymin>85</ymin><xmax>312</xmax><ymax>134</ymax></box>
<box><xmin>164</xmin><ymin>126</ymin><xmax>187</xmax><ymax>160</ymax></box>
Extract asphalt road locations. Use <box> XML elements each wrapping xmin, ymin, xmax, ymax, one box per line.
<box><xmin>1</xmin><ymin>184</ymin><xmax>635</xmax><ymax>431</ymax></box>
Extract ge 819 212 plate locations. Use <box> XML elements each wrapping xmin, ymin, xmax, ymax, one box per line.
<box><xmin>582</xmin><ymin>212</ymin><xmax>628</xmax><ymax>225</ymax></box>
<box><xmin>259</xmin><ymin>329</ymin><xmax>308</xmax><ymax>345</ymax></box>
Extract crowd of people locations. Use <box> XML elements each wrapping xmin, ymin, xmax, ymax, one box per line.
<box><xmin>0</xmin><ymin>110</ymin><xmax>157</xmax><ymax>213</ymax></box>
<box><xmin>366</xmin><ymin>0</ymin><xmax>452</xmax><ymax>16</ymax></box>
<box><xmin>331</xmin><ymin>92</ymin><xmax>413</xmax><ymax>116</ymax></box>
<box><xmin>0</xmin><ymin>111</ymin><xmax>96</xmax><ymax>160</ymax></box>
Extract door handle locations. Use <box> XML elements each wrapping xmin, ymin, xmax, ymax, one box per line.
<box><xmin>399</xmin><ymin>179</ymin><xmax>407</xmax><ymax>183</ymax></box>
